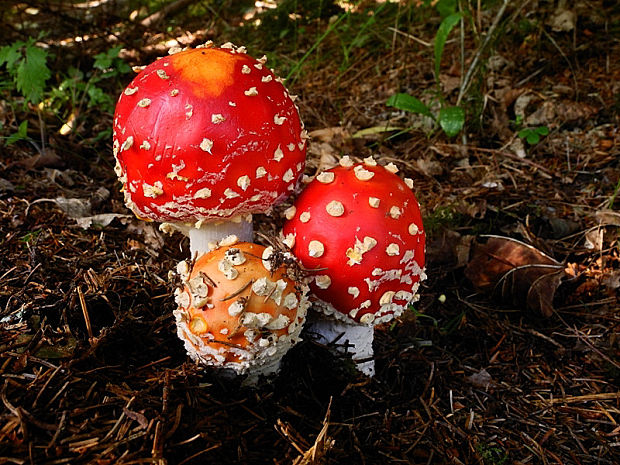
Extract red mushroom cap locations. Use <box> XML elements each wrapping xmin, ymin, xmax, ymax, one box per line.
<box><xmin>113</xmin><ymin>44</ymin><xmax>306</xmax><ymax>224</ymax></box>
<box><xmin>282</xmin><ymin>158</ymin><xmax>426</xmax><ymax>325</ymax></box>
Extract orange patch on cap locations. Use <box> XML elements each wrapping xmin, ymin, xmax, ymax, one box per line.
<box><xmin>169</xmin><ymin>48</ymin><xmax>245</xmax><ymax>99</ymax></box>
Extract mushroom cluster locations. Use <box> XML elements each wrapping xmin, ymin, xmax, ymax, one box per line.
<box><xmin>174</xmin><ymin>238</ymin><xmax>308</xmax><ymax>379</ymax></box>
<box><xmin>113</xmin><ymin>42</ymin><xmax>426</xmax><ymax>381</ymax></box>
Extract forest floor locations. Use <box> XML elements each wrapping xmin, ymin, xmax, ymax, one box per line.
<box><xmin>1</xmin><ymin>1</ymin><xmax>619</xmax><ymax>464</ymax></box>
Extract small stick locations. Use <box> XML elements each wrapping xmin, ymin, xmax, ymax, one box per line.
<box><xmin>151</xmin><ymin>371</ymin><xmax>170</xmax><ymax>460</ymax></box>
<box><xmin>77</xmin><ymin>287</ymin><xmax>94</xmax><ymax>344</ymax></box>
<box><xmin>219</xmin><ymin>280</ymin><xmax>253</xmax><ymax>302</ymax></box>
<box><xmin>198</xmin><ymin>271</ymin><xmax>217</xmax><ymax>288</ymax></box>
<box><xmin>102</xmin><ymin>396</ymin><xmax>134</xmax><ymax>441</ymax></box>
<box><xmin>387</xmin><ymin>27</ymin><xmax>431</xmax><ymax>47</ymax></box>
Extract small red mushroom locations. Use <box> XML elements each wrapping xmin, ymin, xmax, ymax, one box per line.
<box><xmin>113</xmin><ymin>43</ymin><xmax>307</xmax><ymax>256</ymax></box>
<box><xmin>281</xmin><ymin>156</ymin><xmax>426</xmax><ymax>375</ymax></box>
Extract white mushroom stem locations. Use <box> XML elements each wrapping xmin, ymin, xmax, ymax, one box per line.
<box><xmin>160</xmin><ymin>215</ymin><xmax>254</xmax><ymax>258</ymax></box>
<box><xmin>186</xmin><ymin>338</ymin><xmax>290</xmax><ymax>387</ymax></box>
<box><xmin>188</xmin><ymin>217</ymin><xmax>253</xmax><ymax>258</ymax></box>
<box><xmin>305</xmin><ymin>308</ymin><xmax>375</xmax><ymax>377</ymax></box>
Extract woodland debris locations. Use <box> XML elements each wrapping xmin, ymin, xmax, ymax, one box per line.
<box><xmin>465</xmin><ymin>235</ymin><xmax>568</xmax><ymax>317</ymax></box>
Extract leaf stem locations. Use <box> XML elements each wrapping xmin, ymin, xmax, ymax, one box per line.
<box><xmin>609</xmin><ymin>178</ymin><xmax>620</xmax><ymax>209</ymax></box>
<box><xmin>456</xmin><ymin>0</ymin><xmax>510</xmax><ymax>106</ymax></box>
<box><xmin>286</xmin><ymin>12</ymin><xmax>349</xmax><ymax>85</ymax></box>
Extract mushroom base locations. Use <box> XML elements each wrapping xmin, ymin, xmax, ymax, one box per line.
<box><xmin>305</xmin><ymin>308</ymin><xmax>375</xmax><ymax>377</ymax></box>
<box><xmin>174</xmin><ymin>306</ymin><xmax>303</xmax><ymax>383</ymax></box>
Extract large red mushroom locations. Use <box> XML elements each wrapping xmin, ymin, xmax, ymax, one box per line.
<box><xmin>113</xmin><ymin>43</ymin><xmax>307</xmax><ymax>256</ymax></box>
<box><xmin>281</xmin><ymin>156</ymin><xmax>426</xmax><ymax>375</ymax></box>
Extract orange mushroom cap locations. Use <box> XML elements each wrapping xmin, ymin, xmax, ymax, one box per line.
<box><xmin>173</xmin><ymin>239</ymin><xmax>309</xmax><ymax>376</ymax></box>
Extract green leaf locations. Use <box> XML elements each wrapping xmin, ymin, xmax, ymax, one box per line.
<box><xmin>386</xmin><ymin>93</ymin><xmax>433</xmax><ymax>118</ymax></box>
<box><xmin>86</xmin><ymin>85</ymin><xmax>113</xmax><ymax>110</ymax></box>
<box><xmin>93</xmin><ymin>46</ymin><xmax>123</xmax><ymax>70</ymax></box>
<box><xmin>518</xmin><ymin>127</ymin><xmax>547</xmax><ymax>144</ymax></box>
<box><xmin>434</xmin><ymin>12</ymin><xmax>462</xmax><ymax>80</ymax></box>
<box><xmin>116</xmin><ymin>61</ymin><xmax>131</xmax><ymax>74</ymax></box>
<box><xmin>0</xmin><ymin>41</ymin><xmax>23</xmax><ymax>72</ymax></box>
<box><xmin>526</xmin><ymin>132</ymin><xmax>540</xmax><ymax>145</ymax></box>
<box><xmin>93</xmin><ymin>52</ymin><xmax>112</xmax><ymax>70</ymax></box>
<box><xmin>436</xmin><ymin>0</ymin><xmax>458</xmax><ymax>18</ymax></box>
<box><xmin>438</xmin><ymin>105</ymin><xmax>465</xmax><ymax>137</ymax></box>
<box><xmin>16</xmin><ymin>42</ymin><xmax>50</xmax><ymax>104</ymax></box>
<box><xmin>6</xmin><ymin>120</ymin><xmax>28</xmax><ymax>145</ymax></box>
<box><xmin>352</xmin><ymin>125</ymin><xmax>405</xmax><ymax>138</ymax></box>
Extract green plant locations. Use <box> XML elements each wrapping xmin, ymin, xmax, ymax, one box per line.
<box><xmin>387</xmin><ymin>0</ymin><xmax>511</xmax><ymax>138</ymax></box>
<box><xmin>19</xmin><ymin>229</ymin><xmax>42</xmax><ymax>245</ymax></box>
<box><xmin>440</xmin><ymin>310</ymin><xmax>466</xmax><ymax>335</ymax></box>
<box><xmin>387</xmin><ymin>91</ymin><xmax>465</xmax><ymax>138</ymax></box>
<box><xmin>4</xmin><ymin>120</ymin><xmax>28</xmax><ymax>146</ymax></box>
<box><xmin>512</xmin><ymin>114</ymin><xmax>549</xmax><ymax>146</ymax></box>
<box><xmin>386</xmin><ymin>7</ymin><xmax>464</xmax><ymax>137</ymax></box>
<box><xmin>1</xmin><ymin>39</ymin><xmax>129</xmax><ymax>146</ymax></box>
<box><xmin>423</xmin><ymin>205</ymin><xmax>462</xmax><ymax>236</ymax></box>
<box><xmin>475</xmin><ymin>442</ymin><xmax>508</xmax><ymax>465</ymax></box>
<box><xmin>518</xmin><ymin>125</ymin><xmax>549</xmax><ymax>145</ymax></box>
<box><xmin>608</xmin><ymin>178</ymin><xmax>620</xmax><ymax>209</ymax></box>
<box><xmin>0</xmin><ymin>37</ymin><xmax>50</xmax><ymax>106</ymax></box>
<box><xmin>335</xmin><ymin>2</ymin><xmax>390</xmax><ymax>72</ymax></box>
<box><xmin>408</xmin><ymin>304</ymin><xmax>439</xmax><ymax>326</ymax></box>
<box><xmin>50</xmin><ymin>46</ymin><xmax>130</xmax><ymax>119</ymax></box>
<box><xmin>286</xmin><ymin>12</ymin><xmax>350</xmax><ymax>84</ymax></box>
<box><xmin>0</xmin><ymin>37</ymin><xmax>51</xmax><ymax>145</ymax></box>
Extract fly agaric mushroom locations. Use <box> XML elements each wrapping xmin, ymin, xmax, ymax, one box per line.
<box><xmin>173</xmin><ymin>237</ymin><xmax>309</xmax><ymax>381</ymax></box>
<box><xmin>281</xmin><ymin>157</ymin><xmax>426</xmax><ymax>375</ymax></box>
<box><xmin>113</xmin><ymin>43</ymin><xmax>307</xmax><ymax>256</ymax></box>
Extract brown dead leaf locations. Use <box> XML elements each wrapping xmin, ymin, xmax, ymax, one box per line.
<box><xmin>439</xmin><ymin>74</ymin><xmax>461</xmax><ymax>94</ymax></box>
<box><xmin>456</xmin><ymin>199</ymin><xmax>487</xmax><ymax>220</ymax></box>
<box><xmin>526</xmin><ymin>270</ymin><xmax>566</xmax><ymax>318</ymax></box>
<box><xmin>123</xmin><ymin>408</ymin><xmax>149</xmax><ymax>429</ymax></box>
<box><xmin>413</xmin><ymin>156</ymin><xmax>443</xmax><ymax>177</ymax></box>
<box><xmin>126</xmin><ymin>221</ymin><xmax>165</xmax><ymax>251</ymax></box>
<box><xmin>307</xmin><ymin>127</ymin><xmax>354</xmax><ymax>173</ymax></box>
<box><xmin>15</xmin><ymin>148</ymin><xmax>64</xmax><ymax>170</ymax></box>
<box><xmin>309</xmin><ymin>142</ymin><xmax>340</xmax><ymax>172</ymax></box>
<box><xmin>526</xmin><ymin>100</ymin><xmax>599</xmax><ymax>127</ymax></box>
<box><xmin>602</xmin><ymin>270</ymin><xmax>620</xmax><ymax>290</ymax></box>
<box><xmin>465</xmin><ymin>235</ymin><xmax>567</xmax><ymax>317</ymax></box>
<box><xmin>466</xmin><ymin>369</ymin><xmax>493</xmax><ymax>389</ymax></box>
<box><xmin>427</xmin><ymin>230</ymin><xmax>473</xmax><ymax>268</ymax></box>
<box><xmin>595</xmin><ymin>210</ymin><xmax>620</xmax><ymax>227</ymax></box>
<box><xmin>308</xmin><ymin>127</ymin><xmax>350</xmax><ymax>142</ymax></box>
